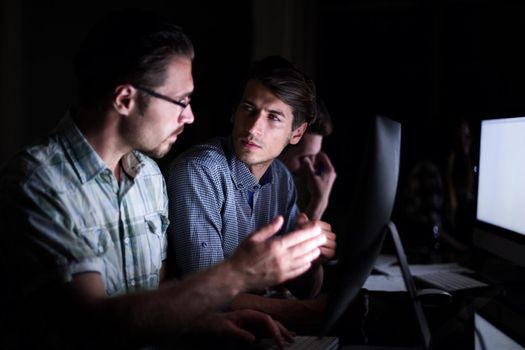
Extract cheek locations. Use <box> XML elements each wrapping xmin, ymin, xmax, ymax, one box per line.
<box><xmin>164</xmin><ymin>113</ymin><xmax>182</xmax><ymax>130</ymax></box>
<box><xmin>233</xmin><ymin>115</ymin><xmax>245</xmax><ymax>129</ymax></box>
<box><xmin>269</xmin><ymin>134</ymin><xmax>290</xmax><ymax>155</ymax></box>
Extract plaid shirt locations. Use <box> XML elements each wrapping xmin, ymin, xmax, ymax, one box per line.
<box><xmin>0</xmin><ymin>114</ymin><xmax>168</xmax><ymax>298</ymax></box>
<box><xmin>166</xmin><ymin>137</ymin><xmax>299</xmax><ymax>277</ymax></box>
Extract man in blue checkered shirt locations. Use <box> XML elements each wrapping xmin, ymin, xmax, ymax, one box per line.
<box><xmin>0</xmin><ymin>11</ymin><xmax>328</xmax><ymax>349</ymax></box>
<box><xmin>167</xmin><ymin>56</ymin><xmax>337</xmax><ymax>327</ymax></box>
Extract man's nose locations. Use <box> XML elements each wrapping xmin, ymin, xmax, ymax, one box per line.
<box><xmin>247</xmin><ymin>113</ymin><xmax>265</xmax><ymax>136</ymax></box>
<box><xmin>180</xmin><ymin>104</ymin><xmax>195</xmax><ymax>124</ymax></box>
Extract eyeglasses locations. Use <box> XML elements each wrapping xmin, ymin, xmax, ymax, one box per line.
<box><xmin>134</xmin><ymin>85</ymin><xmax>190</xmax><ymax>110</ymax></box>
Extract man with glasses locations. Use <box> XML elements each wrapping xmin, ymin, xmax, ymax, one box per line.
<box><xmin>0</xmin><ymin>10</ymin><xmax>327</xmax><ymax>349</ymax></box>
<box><xmin>134</xmin><ymin>85</ymin><xmax>192</xmax><ymax>110</ymax></box>
<box><xmin>166</xmin><ymin>56</ymin><xmax>337</xmax><ymax>328</ymax></box>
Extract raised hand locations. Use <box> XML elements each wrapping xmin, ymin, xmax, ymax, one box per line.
<box><xmin>229</xmin><ymin>216</ymin><xmax>326</xmax><ymax>291</ymax></box>
<box><xmin>301</xmin><ymin>151</ymin><xmax>337</xmax><ymax>220</ymax></box>
<box><xmin>296</xmin><ymin>213</ymin><xmax>336</xmax><ymax>265</ymax></box>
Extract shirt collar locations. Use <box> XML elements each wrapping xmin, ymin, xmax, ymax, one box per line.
<box><xmin>58</xmin><ymin>111</ymin><xmax>146</xmax><ymax>183</ymax></box>
<box><xmin>58</xmin><ymin>112</ymin><xmax>107</xmax><ymax>184</ymax></box>
<box><xmin>121</xmin><ymin>151</ymin><xmax>147</xmax><ymax>179</ymax></box>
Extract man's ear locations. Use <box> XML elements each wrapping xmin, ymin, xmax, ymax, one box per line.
<box><xmin>113</xmin><ymin>85</ymin><xmax>136</xmax><ymax>115</ymax></box>
<box><xmin>289</xmin><ymin>122</ymin><xmax>308</xmax><ymax>145</ymax></box>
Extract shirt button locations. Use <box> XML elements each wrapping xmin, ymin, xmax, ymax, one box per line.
<box><xmin>100</xmin><ymin>172</ymin><xmax>111</xmax><ymax>183</ymax></box>
<box><xmin>124</xmin><ymin>237</ymin><xmax>130</xmax><ymax>245</ymax></box>
<box><xmin>201</xmin><ymin>241</ymin><xmax>207</xmax><ymax>248</ymax></box>
<box><xmin>130</xmin><ymin>280</ymin><xmax>135</xmax><ymax>286</ymax></box>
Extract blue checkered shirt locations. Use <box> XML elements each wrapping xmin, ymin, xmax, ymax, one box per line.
<box><xmin>166</xmin><ymin>137</ymin><xmax>299</xmax><ymax>276</ymax></box>
<box><xmin>0</xmin><ymin>114</ymin><xmax>168</xmax><ymax>298</ymax></box>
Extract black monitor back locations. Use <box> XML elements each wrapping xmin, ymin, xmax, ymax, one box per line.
<box><xmin>321</xmin><ymin>115</ymin><xmax>401</xmax><ymax>335</ymax></box>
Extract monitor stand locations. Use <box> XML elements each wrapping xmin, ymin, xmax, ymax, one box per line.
<box><xmin>343</xmin><ymin>222</ymin><xmax>453</xmax><ymax>350</ymax></box>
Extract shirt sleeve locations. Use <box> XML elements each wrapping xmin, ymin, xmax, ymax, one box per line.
<box><xmin>166</xmin><ymin>159</ymin><xmax>226</xmax><ymax>277</ymax></box>
<box><xmin>1</xmin><ymin>172</ymin><xmax>105</xmax><ymax>296</ymax></box>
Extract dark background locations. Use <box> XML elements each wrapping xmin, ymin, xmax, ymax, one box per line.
<box><xmin>2</xmin><ymin>0</ymin><xmax>525</xmax><ymax>235</ymax></box>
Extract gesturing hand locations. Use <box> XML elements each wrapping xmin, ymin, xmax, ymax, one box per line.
<box><xmin>296</xmin><ymin>213</ymin><xmax>337</xmax><ymax>265</ymax></box>
<box><xmin>229</xmin><ymin>216</ymin><xmax>326</xmax><ymax>291</ymax></box>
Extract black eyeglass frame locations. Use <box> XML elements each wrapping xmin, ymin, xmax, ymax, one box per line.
<box><xmin>134</xmin><ymin>85</ymin><xmax>190</xmax><ymax>109</ymax></box>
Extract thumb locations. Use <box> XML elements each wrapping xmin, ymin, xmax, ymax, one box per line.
<box><xmin>250</xmin><ymin>216</ymin><xmax>284</xmax><ymax>242</ymax></box>
<box><xmin>297</xmin><ymin>212</ymin><xmax>310</xmax><ymax>226</ymax></box>
<box><xmin>301</xmin><ymin>156</ymin><xmax>316</xmax><ymax>175</ymax></box>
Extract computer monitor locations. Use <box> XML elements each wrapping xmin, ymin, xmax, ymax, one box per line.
<box><xmin>472</xmin><ymin>116</ymin><xmax>525</xmax><ymax>268</ymax></box>
<box><xmin>321</xmin><ymin>115</ymin><xmax>401</xmax><ymax>335</ymax></box>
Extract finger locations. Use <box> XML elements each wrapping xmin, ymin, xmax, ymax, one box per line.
<box><xmin>315</xmin><ymin>220</ymin><xmax>332</xmax><ymax>231</ymax></box>
<box><xmin>322</xmin><ymin>231</ymin><xmax>337</xmax><ymax>245</ymax></box>
<box><xmin>287</xmin><ymin>243</ymin><xmax>323</xmax><ymax>271</ymax></box>
<box><xmin>258</xmin><ymin>314</ymin><xmax>285</xmax><ymax>349</ymax></box>
<box><xmin>236</xmin><ymin>310</ymin><xmax>290</xmax><ymax>348</ymax></box>
<box><xmin>288</xmin><ymin>233</ymin><xmax>326</xmax><ymax>259</ymax></box>
<box><xmin>320</xmin><ymin>247</ymin><xmax>336</xmax><ymax>259</ymax></box>
<box><xmin>250</xmin><ymin>216</ymin><xmax>284</xmax><ymax>242</ymax></box>
<box><xmin>224</xmin><ymin>324</ymin><xmax>257</xmax><ymax>344</ymax></box>
<box><xmin>285</xmin><ymin>232</ymin><xmax>327</xmax><ymax>264</ymax></box>
<box><xmin>279</xmin><ymin>224</ymin><xmax>322</xmax><ymax>249</ymax></box>
<box><xmin>275</xmin><ymin>320</ymin><xmax>295</xmax><ymax>343</ymax></box>
<box><xmin>282</xmin><ymin>261</ymin><xmax>313</xmax><ymax>281</ymax></box>
<box><xmin>316</xmin><ymin>151</ymin><xmax>335</xmax><ymax>173</ymax></box>
<box><xmin>321</xmin><ymin>237</ymin><xmax>337</xmax><ymax>250</ymax></box>
<box><xmin>301</xmin><ymin>156</ymin><xmax>316</xmax><ymax>176</ymax></box>
<box><xmin>296</xmin><ymin>212</ymin><xmax>309</xmax><ymax>226</ymax></box>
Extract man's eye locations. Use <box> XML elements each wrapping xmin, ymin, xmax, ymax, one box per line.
<box><xmin>269</xmin><ymin>114</ymin><xmax>282</xmax><ymax>122</ymax></box>
<box><xmin>242</xmin><ymin>104</ymin><xmax>254</xmax><ymax>112</ymax></box>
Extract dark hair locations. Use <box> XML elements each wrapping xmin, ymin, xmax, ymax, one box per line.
<box><xmin>74</xmin><ymin>9</ymin><xmax>194</xmax><ymax>111</ymax></box>
<box><xmin>308</xmin><ymin>98</ymin><xmax>333</xmax><ymax>136</ymax></box>
<box><xmin>243</xmin><ymin>55</ymin><xmax>316</xmax><ymax>129</ymax></box>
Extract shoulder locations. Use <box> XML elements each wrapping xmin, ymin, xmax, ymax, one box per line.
<box><xmin>2</xmin><ymin>135</ymin><xmax>68</xmax><ymax>188</ymax></box>
<box><xmin>271</xmin><ymin>158</ymin><xmax>291</xmax><ymax>174</ymax></box>
<box><xmin>0</xmin><ymin>135</ymin><xmax>74</xmax><ymax>212</ymax></box>
<box><xmin>169</xmin><ymin>137</ymin><xmax>229</xmax><ymax>173</ymax></box>
<box><xmin>271</xmin><ymin>159</ymin><xmax>294</xmax><ymax>183</ymax></box>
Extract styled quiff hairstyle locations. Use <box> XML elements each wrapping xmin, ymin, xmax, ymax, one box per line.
<box><xmin>74</xmin><ymin>9</ymin><xmax>194</xmax><ymax>111</ymax></box>
<box><xmin>243</xmin><ymin>56</ymin><xmax>317</xmax><ymax>130</ymax></box>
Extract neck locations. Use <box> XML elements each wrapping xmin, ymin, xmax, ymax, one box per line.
<box><xmin>247</xmin><ymin>161</ymin><xmax>271</xmax><ymax>182</ymax></box>
<box><xmin>74</xmin><ymin>108</ymin><xmax>130</xmax><ymax>178</ymax></box>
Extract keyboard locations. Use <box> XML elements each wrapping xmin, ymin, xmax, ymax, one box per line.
<box><xmin>415</xmin><ymin>271</ymin><xmax>489</xmax><ymax>292</ymax></box>
<box><xmin>255</xmin><ymin>335</ymin><xmax>339</xmax><ymax>350</ymax></box>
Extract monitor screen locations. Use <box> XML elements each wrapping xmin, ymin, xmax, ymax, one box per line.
<box><xmin>476</xmin><ymin>117</ymin><xmax>525</xmax><ymax>235</ymax></box>
<box><xmin>473</xmin><ymin>116</ymin><xmax>525</xmax><ymax>268</ymax></box>
<box><xmin>321</xmin><ymin>115</ymin><xmax>401</xmax><ymax>335</ymax></box>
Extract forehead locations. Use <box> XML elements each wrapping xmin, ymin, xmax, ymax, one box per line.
<box><xmin>161</xmin><ymin>56</ymin><xmax>194</xmax><ymax>94</ymax></box>
<box><xmin>242</xmin><ymin>79</ymin><xmax>294</xmax><ymax>118</ymax></box>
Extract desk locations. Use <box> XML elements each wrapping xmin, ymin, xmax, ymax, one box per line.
<box><xmin>346</xmin><ymin>267</ymin><xmax>525</xmax><ymax>349</ymax></box>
